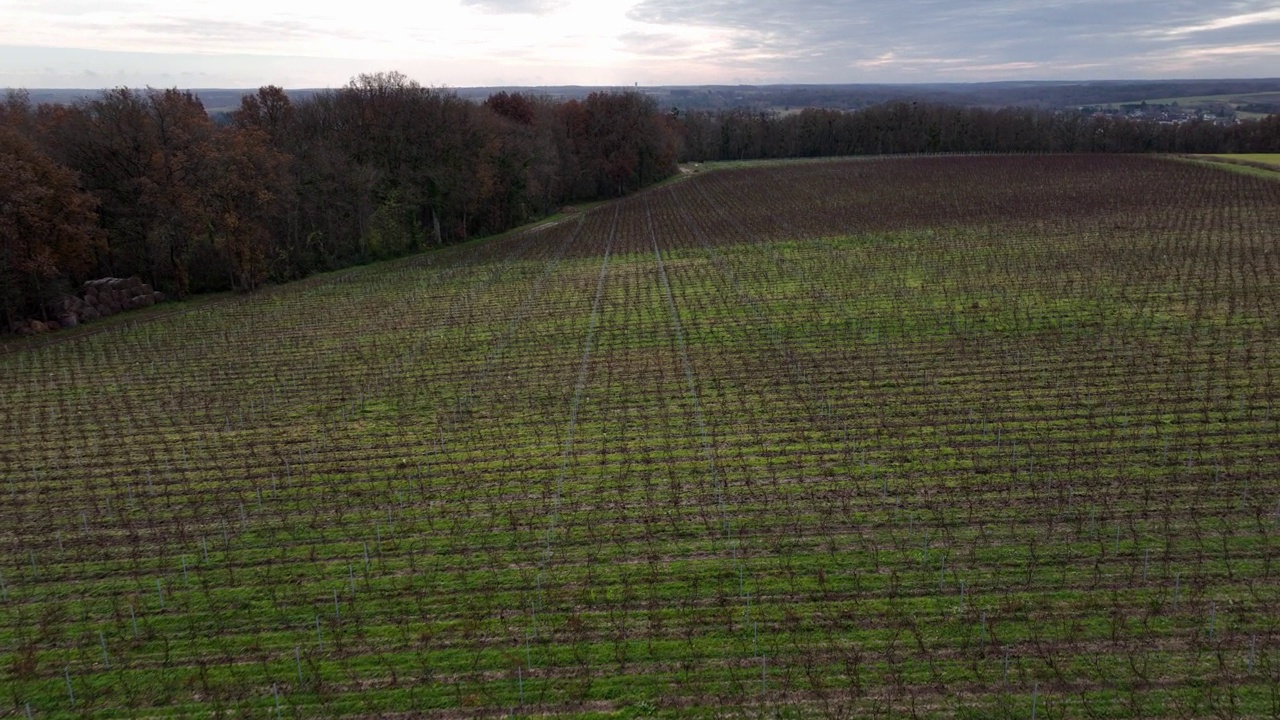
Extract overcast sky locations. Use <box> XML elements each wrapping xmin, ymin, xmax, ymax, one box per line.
<box><xmin>2</xmin><ymin>0</ymin><xmax>1278</xmax><ymax>88</ymax></box>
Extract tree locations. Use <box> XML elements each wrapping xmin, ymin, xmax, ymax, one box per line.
<box><xmin>569</xmin><ymin>92</ymin><xmax>679</xmax><ymax>197</ymax></box>
<box><xmin>484</xmin><ymin>92</ymin><xmax>536</xmax><ymax>126</ymax></box>
<box><xmin>231</xmin><ymin>86</ymin><xmax>294</xmax><ymax>143</ymax></box>
<box><xmin>0</xmin><ymin>127</ymin><xmax>105</xmax><ymax>326</ymax></box>
<box><xmin>200</xmin><ymin>127</ymin><xmax>291</xmax><ymax>290</ymax></box>
<box><xmin>0</xmin><ymin>90</ymin><xmax>34</xmax><ymax>138</ymax></box>
<box><xmin>42</xmin><ymin>88</ymin><xmax>217</xmax><ymax>296</ymax></box>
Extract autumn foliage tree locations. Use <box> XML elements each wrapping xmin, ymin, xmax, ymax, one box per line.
<box><xmin>39</xmin><ymin>88</ymin><xmax>217</xmax><ymax>296</ymax></box>
<box><xmin>3</xmin><ymin>79</ymin><xmax>690</xmax><ymax>330</ymax></box>
<box><xmin>201</xmin><ymin>127</ymin><xmax>291</xmax><ymax>290</ymax></box>
<box><xmin>484</xmin><ymin>92</ymin><xmax>537</xmax><ymax>127</ymax></box>
<box><xmin>0</xmin><ymin>127</ymin><xmax>104</xmax><ymax>326</ymax></box>
<box><xmin>565</xmin><ymin>92</ymin><xmax>680</xmax><ymax>197</ymax></box>
<box><xmin>231</xmin><ymin>85</ymin><xmax>294</xmax><ymax>143</ymax></box>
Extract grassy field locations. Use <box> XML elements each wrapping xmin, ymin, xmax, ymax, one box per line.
<box><xmin>1186</xmin><ymin>154</ymin><xmax>1280</xmax><ymax>179</ymax></box>
<box><xmin>2</xmin><ymin>155</ymin><xmax>1279</xmax><ymax>718</ymax></box>
<box><xmin>1205</xmin><ymin>154</ymin><xmax>1280</xmax><ymax>168</ymax></box>
<box><xmin>1104</xmin><ymin>91</ymin><xmax>1280</xmax><ymax>118</ymax></box>
<box><xmin>1115</xmin><ymin>92</ymin><xmax>1280</xmax><ymax>105</ymax></box>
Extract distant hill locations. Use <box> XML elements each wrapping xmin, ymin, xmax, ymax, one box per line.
<box><xmin>17</xmin><ymin>78</ymin><xmax>1280</xmax><ymax>115</ymax></box>
<box><xmin>18</xmin><ymin>88</ymin><xmax>325</xmax><ymax>115</ymax></box>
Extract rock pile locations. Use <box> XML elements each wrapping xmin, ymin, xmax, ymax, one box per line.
<box><xmin>8</xmin><ymin>276</ymin><xmax>164</xmax><ymax>336</ymax></box>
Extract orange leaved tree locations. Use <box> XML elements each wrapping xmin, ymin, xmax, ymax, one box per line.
<box><xmin>0</xmin><ymin>127</ymin><xmax>105</xmax><ymax>326</ymax></box>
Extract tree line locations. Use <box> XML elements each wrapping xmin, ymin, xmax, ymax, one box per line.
<box><xmin>1</xmin><ymin>72</ymin><xmax>679</xmax><ymax>328</ymax></box>
<box><xmin>679</xmin><ymin>102</ymin><xmax>1280</xmax><ymax>161</ymax></box>
<box><xmin>4</xmin><ymin>73</ymin><xmax>1279</xmax><ymax>330</ymax></box>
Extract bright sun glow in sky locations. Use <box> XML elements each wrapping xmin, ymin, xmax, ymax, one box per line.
<box><xmin>2</xmin><ymin>0</ymin><xmax>1279</xmax><ymax>88</ymax></box>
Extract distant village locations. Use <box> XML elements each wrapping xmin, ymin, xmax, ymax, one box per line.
<box><xmin>1080</xmin><ymin>101</ymin><xmax>1272</xmax><ymax>125</ymax></box>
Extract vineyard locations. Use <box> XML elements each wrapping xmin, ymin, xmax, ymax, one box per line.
<box><xmin>2</xmin><ymin>154</ymin><xmax>1279</xmax><ymax>718</ymax></box>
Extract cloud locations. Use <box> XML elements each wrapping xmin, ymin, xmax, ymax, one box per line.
<box><xmin>625</xmin><ymin>0</ymin><xmax>1280</xmax><ymax>80</ymax></box>
<box><xmin>619</xmin><ymin>31</ymin><xmax>696</xmax><ymax>57</ymax></box>
<box><xmin>4</xmin><ymin>0</ymin><xmax>148</xmax><ymax>16</ymax></box>
<box><xmin>5</xmin><ymin>0</ymin><xmax>1280</xmax><ymax>87</ymax></box>
<box><xmin>131</xmin><ymin>17</ymin><xmax>336</xmax><ymax>44</ymax></box>
<box><xmin>459</xmin><ymin>0</ymin><xmax>565</xmax><ymax>15</ymax></box>
<box><xmin>1161</xmin><ymin>8</ymin><xmax>1280</xmax><ymax>35</ymax></box>
<box><xmin>0</xmin><ymin>44</ymin><xmax>370</xmax><ymax>89</ymax></box>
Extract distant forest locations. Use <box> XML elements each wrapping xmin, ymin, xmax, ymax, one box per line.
<box><xmin>3</xmin><ymin>71</ymin><xmax>1279</xmax><ymax>329</ymax></box>
<box><xmin>679</xmin><ymin>103</ymin><xmax>1280</xmax><ymax>161</ymax></box>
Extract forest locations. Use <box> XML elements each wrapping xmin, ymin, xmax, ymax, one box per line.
<box><xmin>0</xmin><ymin>72</ymin><xmax>680</xmax><ymax>329</ymax></box>
<box><xmin>2</xmin><ymin>70</ymin><xmax>1279</xmax><ymax>330</ymax></box>
<box><xmin>678</xmin><ymin>102</ymin><xmax>1280</xmax><ymax>160</ymax></box>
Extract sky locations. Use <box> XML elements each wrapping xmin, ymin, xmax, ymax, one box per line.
<box><xmin>1</xmin><ymin>0</ymin><xmax>1279</xmax><ymax>88</ymax></box>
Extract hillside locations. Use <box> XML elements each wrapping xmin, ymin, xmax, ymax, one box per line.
<box><xmin>21</xmin><ymin>78</ymin><xmax>1280</xmax><ymax>113</ymax></box>
<box><xmin>2</xmin><ymin>155</ymin><xmax>1278</xmax><ymax>717</ymax></box>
